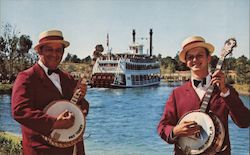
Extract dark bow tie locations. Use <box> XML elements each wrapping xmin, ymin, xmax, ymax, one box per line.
<box><xmin>193</xmin><ymin>78</ymin><xmax>206</xmax><ymax>87</ymax></box>
<box><xmin>47</xmin><ymin>69</ymin><xmax>60</xmax><ymax>75</ymax></box>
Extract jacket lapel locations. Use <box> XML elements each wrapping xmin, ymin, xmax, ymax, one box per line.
<box><xmin>59</xmin><ymin>71</ymin><xmax>69</xmax><ymax>98</ymax></box>
<box><xmin>58</xmin><ymin>71</ymin><xmax>78</xmax><ymax>101</ymax></box>
<box><xmin>33</xmin><ymin>63</ymin><xmax>63</xmax><ymax>98</ymax></box>
<box><xmin>184</xmin><ymin>81</ymin><xmax>201</xmax><ymax>109</ymax></box>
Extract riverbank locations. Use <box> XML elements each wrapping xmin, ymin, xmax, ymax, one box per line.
<box><xmin>232</xmin><ymin>84</ymin><xmax>250</xmax><ymax>96</ymax></box>
<box><xmin>0</xmin><ymin>131</ymin><xmax>22</xmax><ymax>155</ymax></box>
<box><xmin>0</xmin><ymin>82</ymin><xmax>249</xmax><ymax>96</ymax></box>
<box><xmin>0</xmin><ymin>84</ymin><xmax>12</xmax><ymax>94</ymax></box>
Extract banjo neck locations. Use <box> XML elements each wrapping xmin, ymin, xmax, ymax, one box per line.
<box><xmin>70</xmin><ymin>78</ymin><xmax>86</xmax><ymax>105</ymax></box>
<box><xmin>200</xmin><ymin>38</ymin><xmax>237</xmax><ymax>113</ymax></box>
<box><xmin>200</xmin><ymin>57</ymin><xmax>225</xmax><ymax>112</ymax></box>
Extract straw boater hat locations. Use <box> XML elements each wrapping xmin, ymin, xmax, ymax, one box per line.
<box><xmin>179</xmin><ymin>36</ymin><xmax>214</xmax><ymax>63</ymax></box>
<box><xmin>34</xmin><ymin>30</ymin><xmax>70</xmax><ymax>51</ymax></box>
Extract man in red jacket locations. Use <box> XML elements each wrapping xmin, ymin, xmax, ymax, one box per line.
<box><xmin>157</xmin><ymin>36</ymin><xmax>250</xmax><ymax>155</ymax></box>
<box><xmin>12</xmin><ymin>30</ymin><xmax>89</xmax><ymax>155</ymax></box>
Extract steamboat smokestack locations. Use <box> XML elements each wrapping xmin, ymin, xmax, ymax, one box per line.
<box><xmin>149</xmin><ymin>29</ymin><xmax>153</xmax><ymax>56</ymax></box>
<box><xmin>132</xmin><ymin>29</ymin><xmax>136</xmax><ymax>43</ymax></box>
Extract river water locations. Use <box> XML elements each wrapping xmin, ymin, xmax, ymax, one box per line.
<box><xmin>0</xmin><ymin>82</ymin><xmax>249</xmax><ymax>155</ymax></box>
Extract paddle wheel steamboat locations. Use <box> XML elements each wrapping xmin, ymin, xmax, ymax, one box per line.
<box><xmin>90</xmin><ymin>29</ymin><xmax>160</xmax><ymax>88</ymax></box>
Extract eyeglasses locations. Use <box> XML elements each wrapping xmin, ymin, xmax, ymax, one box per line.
<box><xmin>185</xmin><ymin>54</ymin><xmax>205</xmax><ymax>61</ymax></box>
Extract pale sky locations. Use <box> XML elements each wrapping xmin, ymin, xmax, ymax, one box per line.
<box><xmin>1</xmin><ymin>0</ymin><xmax>249</xmax><ymax>59</ymax></box>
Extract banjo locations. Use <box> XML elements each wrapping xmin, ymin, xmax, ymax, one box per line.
<box><xmin>177</xmin><ymin>38</ymin><xmax>237</xmax><ymax>155</ymax></box>
<box><xmin>42</xmin><ymin>79</ymin><xmax>87</xmax><ymax>148</ymax></box>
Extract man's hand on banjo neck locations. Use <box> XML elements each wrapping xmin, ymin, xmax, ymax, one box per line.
<box><xmin>211</xmin><ymin>70</ymin><xmax>228</xmax><ymax>94</ymax></box>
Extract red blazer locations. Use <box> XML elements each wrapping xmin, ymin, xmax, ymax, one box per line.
<box><xmin>158</xmin><ymin>81</ymin><xmax>250</xmax><ymax>155</ymax></box>
<box><xmin>11</xmin><ymin>63</ymin><xmax>89</xmax><ymax>155</ymax></box>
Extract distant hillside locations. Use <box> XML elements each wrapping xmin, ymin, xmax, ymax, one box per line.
<box><xmin>59</xmin><ymin>62</ymin><xmax>92</xmax><ymax>80</ymax></box>
<box><xmin>59</xmin><ymin>62</ymin><xmax>91</xmax><ymax>72</ymax></box>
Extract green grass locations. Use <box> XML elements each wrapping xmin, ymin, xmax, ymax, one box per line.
<box><xmin>0</xmin><ymin>83</ymin><xmax>12</xmax><ymax>90</ymax></box>
<box><xmin>0</xmin><ymin>84</ymin><xmax>12</xmax><ymax>94</ymax></box>
<box><xmin>0</xmin><ymin>132</ymin><xmax>22</xmax><ymax>155</ymax></box>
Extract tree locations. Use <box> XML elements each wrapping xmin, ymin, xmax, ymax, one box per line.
<box><xmin>166</xmin><ymin>62</ymin><xmax>175</xmax><ymax>73</ymax></box>
<box><xmin>0</xmin><ymin>36</ymin><xmax>7</xmax><ymax>76</ymax></box>
<box><xmin>210</xmin><ymin>55</ymin><xmax>219</xmax><ymax>72</ymax></box>
<box><xmin>0</xmin><ymin>23</ymin><xmax>34</xmax><ymax>81</ymax></box>
<box><xmin>81</xmin><ymin>55</ymin><xmax>91</xmax><ymax>63</ymax></box>
<box><xmin>235</xmin><ymin>55</ymin><xmax>250</xmax><ymax>84</ymax></box>
<box><xmin>71</xmin><ymin>54</ymin><xmax>81</xmax><ymax>63</ymax></box>
<box><xmin>161</xmin><ymin>56</ymin><xmax>173</xmax><ymax>69</ymax></box>
<box><xmin>224</xmin><ymin>57</ymin><xmax>236</xmax><ymax>70</ymax></box>
<box><xmin>64</xmin><ymin>53</ymin><xmax>84</xmax><ymax>63</ymax></box>
<box><xmin>157</xmin><ymin>53</ymin><xmax>162</xmax><ymax>61</ymax></box>
<box><xmin>17</xmin><ymin>35</ymin><xmax>33</xmax><ymax>53</ymax></box>
<box><xmin>174</xmin><ymin>54</ymin><xmax>189</xmax><ymax>71</ymax></box>
<box><xmin>64</xmin><ymin>53</ymin><xmax>72</xmax><ymax>62</ymax></box>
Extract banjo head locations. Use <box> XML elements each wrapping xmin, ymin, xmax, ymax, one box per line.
<box><xmin>43</xmin><ymin>100</ymin><xmax>86</xmax><ymax>146</ymax></box>
<box><xmin>177</xmin><ymin>111</ymin><xmax>215</xmax><ymax>155</ymax></box>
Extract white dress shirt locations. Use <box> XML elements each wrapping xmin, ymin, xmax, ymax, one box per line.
<box><xmin>38</xmin><ymin>60</ymin><xmax>63</xmax><ymax>95</ymax></box>
<box><xmin>191</xmin><ymin>74</ymin><xmax>230</xmax><ymax>100</ymax></box>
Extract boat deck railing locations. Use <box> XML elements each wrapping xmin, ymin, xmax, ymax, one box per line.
<box><xmin>132</xmin><ymin>78</ymin><xmax>160</xmax><ymax>85</ymax></box>
<box><xmin>98</xmin><ymin>57</ymin><xmax>158</xmax><ymax>64</ymax></box>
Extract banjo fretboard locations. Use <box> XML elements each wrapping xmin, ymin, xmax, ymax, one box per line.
<box><xmin>200</xmin><ymin>39</ymin><xmax>237</xmax><ymax>113</ymax></box>
<box><xmin>200</xmin><ymin>58</ymin><xmax>224</xmax><ymax>112</ymax></box>
<box><xmin>70</xmin><ymin>79</ymin><xmax>86</xmax><ymax>105</ymax></box>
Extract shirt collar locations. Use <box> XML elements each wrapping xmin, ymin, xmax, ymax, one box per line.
<box><xmin>38</xmin><ymin>60</ymin><xmax>49</xmax><ymax>76</ymax></box>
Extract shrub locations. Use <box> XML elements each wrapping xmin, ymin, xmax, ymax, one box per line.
<box><xmin>0</xmin><ymin>132</ymin><xmax>22</xmax><ymax>155</ymax></box>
